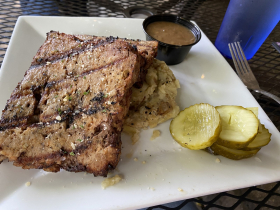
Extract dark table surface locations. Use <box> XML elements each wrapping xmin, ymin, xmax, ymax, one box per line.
<box><xmin>0</xmin><ymin>0</ymin><xmax>280</xmax><ymax>209</ymax></box>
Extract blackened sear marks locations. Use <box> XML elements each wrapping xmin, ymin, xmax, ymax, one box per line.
<box><xmin>60</xmin><ymin>148</ymin><xmax>68</xmax><ymax>155</ymax></box>
<box><xmin>3</xmin><ymin>104</ymin><xmax>8</xmax><ymax>111</ymax></box>
<box><xmin>107</xmin><ymin>164</ymin><xmax>114</xmax><ymax>170</ymax></box>
<box><xmin>73</xmin><ymin>36</ymin><xmax>83</xmax><ymax>42</ymax></box>
<box><xmin>30</xmin><ymin>85</ymin><xmax>36</xmax><ymax>91</ymax></box>
<box><xmin>64</xmin><ymin>110</ymin><xmax>72</xmax><ymax>129</ymax></box>
<box><xmin>64</xmin><ymin>163</ymin><xmax>86</xmax><ymax>172</ymax></box>
<box><xmin>106</xmin><ymin>36</ymin><xmax>117</xmax><ymax>43</ymax></box>
<box><xmin>132</xmin><ymin>45</ymin><xmax>137</xmax><ymax>51</ymax></box>
<box><xmin>37</xmin><ymin>57</ymin><xmax>43</xmax><ymax>64</ymax></box>
<box><xmin>45</xmin><ymin>81</ymin><xmax>56</xmax><ymax>88</ymax></box>
<box><xmin>68</xmin><ymin>114</ymin><xmax>75</xmax><ymax>125</ymax></box>
<box><xmin>90</xmin><ymin>92</ymin><xmax>104</xmax><ymax>102</ymax></box>
<box><xmin>87</xmin><ymin>108</ymin><xmax>98</xmax><ymax>115</ymax></box>
<box><xmin>75</xmin><ymin>143</ymin><xmax>89</xmax><ymax>155</ymax></box>
<box><xmin>85</xmin><ymin>103</ymin><xmax>105</xmax><ymax>115</ymax></box>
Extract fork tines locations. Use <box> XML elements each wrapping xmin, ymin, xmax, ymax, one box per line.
<box><xmin>228</xmin><ymin>42</ymin><xmax>251</xmax><ymax>76</ymax></box>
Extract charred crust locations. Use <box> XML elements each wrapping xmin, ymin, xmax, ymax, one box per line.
<box><xmin>0</xmin><ymin>118</ymin><xmax>28</xmax><ymax>130</ymax></box>
<box><xmin>132</xmin><ymin>45</ymin><xmax>137</xmax><ymax>51</ymax></box>
<box><xmin>60</xmin><ymin>148</ymin><xmax>68</xmax><ymax>155</ymax></box>
<box><xmin>45</xmin><ymin>81</ymin><xmax>56</xmax><ymax>88</ymax></box>
<box><xmin>14</xmin><ymin>151</ymin><xmax>62</xmax><ymax>170</ymax></box>
<box><xmin>74</xmin><ymin>143</ymin><xmax>89</xmax><ymax>154</ymax></box>
<box><xmin>3</xmin><ymin>104</ymin><xmax>8</xmax><ymax>111</ymax></box>
<box><xmin>31</xmin><ymin>38</ymin><xmax>117</xmax><ymax>67</ymax></box>
<box><xmin>90</xmin><ymin>92</ymin><xmax>104</xmax><ymax>102</ymax></box>
<box><xmin>24</xmin><ymin>56</ymin><xmax>128</xmax><ymax>98</ymax></box>
<box><xmin>64</xmin><ymin>163</ymin><xmax>86</xmax><ymax>172</ymax></box>
<box><xmin>87</xmin><ymin>108</ymin><xmax>98</xmax><ymax>115</ymax></box>
<box><xmin>0</xmin><ymin>102</ymin><xmax>106</xmax><ymax>131</ymax></box>
<box><xmin>106</xmin><ymin>36</ymin><xmax>117</xmax><ymax>43</ymax></box>
<box><xmin>107</xmin><ymin>164</ymin><xmax>114</xmax><ymax>170</ymax></box>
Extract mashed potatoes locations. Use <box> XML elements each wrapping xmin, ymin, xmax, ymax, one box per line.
<box><xmin>101</xmin><ymin>174</ymin><xmax>122</xmax><ymax>189</ymax></box>
<box><xmin>150</xmin><ymin>130</ymin><xmax>161</xmax><ymax>141</ymax></box>
<box><xmin>123</xmin><ymin>59</ymin><xmax>180</xmax><ymax>144</ymax></box>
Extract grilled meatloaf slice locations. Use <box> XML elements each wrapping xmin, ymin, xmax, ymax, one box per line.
<box><xmin>74</xmin><ymin>33</ymin><xmax>158</xmax><ymax>72</ymax></box>
<box><xmin>33</xmin><ymin>31</ymin><xmax>158</xmax><ymax>86</ymax></box>
<box><xmin>0</xmin><ymin>35</ymin><xmax>142</xmax><ymax>176</ymax></box>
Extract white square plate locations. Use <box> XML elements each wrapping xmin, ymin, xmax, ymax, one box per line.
<box><xmin>0</xmin><ymin>16</ymin><xmax>280</xmax><ymax>210</ymax></box>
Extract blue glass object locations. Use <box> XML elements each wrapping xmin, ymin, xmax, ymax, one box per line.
<box><xmin>215</xmin><ymin>0</ymin><xmax>280</xmax><ymax>59</ymax></box>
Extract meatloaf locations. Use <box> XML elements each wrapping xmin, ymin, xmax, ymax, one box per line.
<box><xmin>0</xmin><ymin>31</ymin><xmax>158</xmax><ymax>176</ymax></box>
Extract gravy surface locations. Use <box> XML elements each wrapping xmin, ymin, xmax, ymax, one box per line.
<box><xmin>146</xmin><ymin>21</ymin><xmax>196</xmax><ymax>46</ymax></box>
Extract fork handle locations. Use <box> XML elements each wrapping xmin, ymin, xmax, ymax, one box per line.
<box><xmin>254</xmin><ymin>89</ymin><xmax>280</xmax><ymax>105</ymax></box>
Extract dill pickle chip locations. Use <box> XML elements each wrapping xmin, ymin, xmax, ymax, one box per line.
<box><xmin>216</xmin><ymin>105</ymin><xmax>259</xmax><ymax>149</ymax></box>
<box><xmin>243</xmin><ymin>124</ymin><xmax>271</xmax><ymax>151</ymax></box>
<box><xmin>246</xmin><ymin>107</ymin><xmax>262</xmax><ymax>132</ymax></box>
<box><xmin>211</xmin><ymin>143</ymin><xmax>260</xmax><ymax>160</ymax></box>
<box><xmin>170</xmin><ymin>103</ymin><xmax>221</xmax><ymax>150</ymax></box>
<box><xmin>246</xmin><ymin>107</ymin><xmax>258</xmax><ymax>117</ymax></box>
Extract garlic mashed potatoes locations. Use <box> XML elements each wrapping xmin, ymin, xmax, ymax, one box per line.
<box><xmin>124</xmin><ymin>59</ymin><xmax>180</xmax><ymax>143</ymax></box>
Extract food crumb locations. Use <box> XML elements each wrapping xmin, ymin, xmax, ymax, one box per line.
<box><xmin>150</xmin><ymin>187</ymin><xmax>155</xmax><ymax>191</ymax></box>
<box><xmin>101</xmin><ymin>174</ymin><xmax>122</xmax><ymax>189</ymax></box>
<box><xmin>71</xmin><ymin>142</ymin><xmax>76</xmax><ymax>150</ymax></box>
<box><xmin>25</xmin><ymin>181</ymin><xmax>31</xmax><ymax>187</ymax></box>
<box><xmin>215</xmin><ymin>158</ymin><xmax>221</xmax><ymax>163</ymax></box>
<box><xmin>56</xmin><ymin>116</ymin><xmax>62</xmax><ymax>121</ymax></box>
<box><xmin>150</xmin><ymin>130</ymin><xmax>161</xmax><ymax>140</ymax></box>
<box><xmin>142</xmin><ymin>161</ymin><xmax>146</xmax><ymax>164</ymax></box>
<box><xmin>178</xmin><ymin>188</ymin><xmax>184</xmax><ymax>192</ymax></box>
<box><xmin>134</xmin><ymin>158</ymin><xmax>138</xmax><ymax>161</ymax></box>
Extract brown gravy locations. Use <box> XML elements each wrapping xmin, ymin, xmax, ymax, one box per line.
<box><xmin>146</xmin><ymin>21</ymin><xmax>196</xmax><ymax>46</ymax></box>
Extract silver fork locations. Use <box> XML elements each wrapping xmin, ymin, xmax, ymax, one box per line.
<box><xmin>228</xmin><ymin>42</ymin><xmax>280</xmax><ymax>104</ymax></box>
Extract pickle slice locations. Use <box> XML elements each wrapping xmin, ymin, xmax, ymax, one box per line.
<box><xmin>246</xmin><ymin>107</ymin><xmax>258</xmax><ymax>117</ymax></box>
<box><xmin>216</xmin><ymin>105</ymin><xmax>259</xmax><ymax>149</ymax></box>
<box><xmin>211</xmin><ymin>143</ymin><xmax>260</xmax><ymax>160</ymax></box>
<box><xmin>244</xmin><ymin>124</ymin><xmax>271</xmax><ymax>151</ymax></box>
<box><xmin>170</xmin><ymin>103</ymin><xmax>221</xmax><ymax>150</ymax></box>
<box><xmin>246</xmin><ymin>107</ymin><xmax>262</xmax><ymax>132</ymax></box>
